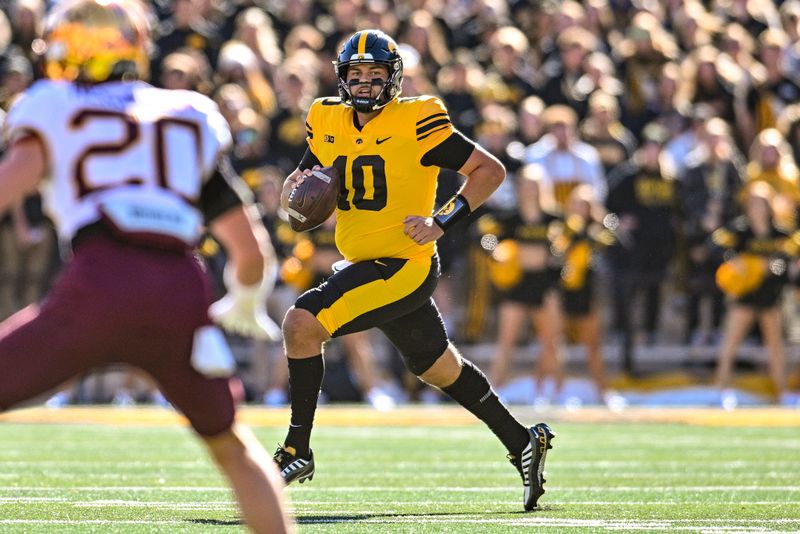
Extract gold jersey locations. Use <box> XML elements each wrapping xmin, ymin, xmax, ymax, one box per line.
<box><xmin>305</xmin><ymin>95</ymin><xmax>455</xmax><ymax>262</ymax></box>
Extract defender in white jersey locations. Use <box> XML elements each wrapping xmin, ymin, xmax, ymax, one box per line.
<box><xmin>0</xmin><ymin>1</ymin><xmax>292</xmax><ymax>532</ymax></box>
<box><xmin>8</xmin><ymin>79</ymin><xmax>231</xmax><ymax>246</ymax></box>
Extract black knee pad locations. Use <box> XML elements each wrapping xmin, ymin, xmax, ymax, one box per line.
<box><xmin>378</xmin><ymin>297</ymin><xmax>450</xmax><ymax>375</ymax></box>
<box><xmin>401</xmin><ymin>337</ymin><xmax>450</xmax><ymax>376</ymax></box>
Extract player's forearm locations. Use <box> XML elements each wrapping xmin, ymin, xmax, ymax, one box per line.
<box><xmin>0</xmin><ymin>139</ymin><xmax>45</xmax><ymax>214</ymax></box>
<box><xmin>236</xmin><ymin>217</ymin><xmax>271</xmax><ymax>286</ymax></box>
<box><xmin>230</xmin><ymin>249</ymin><xmax>265</xmax><ymax>287</ymax></box>
<box><xmin>427</xmin><ymin>149</ymin><xmax>504</xmax><ymax>235</ymax></box>
<box><xmin>210</xmin><ymin>205</ymin><xmax>267</xmax><ymax>286</ymax></box>
<box><xmin>0</xmin><ymin>182</ymin><xmax>31</xmax><ymax>215</ymax></box>
<box><xmin>457</xmin><ymin>151</ymin><xmax>506</xmax><ymax>211</ymax></box>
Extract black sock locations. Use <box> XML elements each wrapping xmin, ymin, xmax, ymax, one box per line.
<box><xmin>284</xmin><ymin>355</ymin><xmax>324</xmax><ymax>458</ymax></box>
<box><xmin>441</xmin><ymin>359</ymin><xmax>530</xmax><ymax>456</ymax></box>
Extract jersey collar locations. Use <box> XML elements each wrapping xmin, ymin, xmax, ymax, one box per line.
<box><xmin>350</xmin><ymin>99</ymin><xmax>397</xmax><ymax>132</ymax></box>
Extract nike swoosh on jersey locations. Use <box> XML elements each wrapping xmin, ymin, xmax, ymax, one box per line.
<box><xmin>376</xmin><ymin>136</ymin><xmax>392</xmax><ymax>144</ymax></box>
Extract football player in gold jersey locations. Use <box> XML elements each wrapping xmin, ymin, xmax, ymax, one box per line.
<box><xmin>274</xmin><ymin>29</ymin><xmax>555</xmax><ymax>511</ymax></box>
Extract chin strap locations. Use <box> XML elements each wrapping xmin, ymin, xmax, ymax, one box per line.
<box><xmin>345</xmin><ymin>77</ymin><xmax>390</xmax><ymax>112</ymax></box>
<box><xmin>433</xmin><ymin>194</ymin><xmax>471</xmax><ymax>232</ymax></box>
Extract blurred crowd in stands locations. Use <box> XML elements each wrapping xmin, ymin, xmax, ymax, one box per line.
<box><xmin>1</xmin><ymin>0</ymin><xmax>800</xmax><ymax>408</ymax></box>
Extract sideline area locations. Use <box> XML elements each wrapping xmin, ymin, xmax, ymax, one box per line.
<box><xmin>1</xmin><ymin>405</ymin><xmax>798</xmax><ymax>427</ymax></box>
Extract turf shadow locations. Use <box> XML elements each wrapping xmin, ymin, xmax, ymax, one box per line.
<box><xmin>298</xmin><ymin>511</ymin><xmax>502</xmax><ymax>524</ymax></box>
<box><xmin>510</xmin><ymin>505</ymin><xmax>557</xmax><ymax>513</ymax></box>
<box><xmin>186</xmin><ymin>518</ymin><xmax>244</xmax><ymax>527</ymax></box>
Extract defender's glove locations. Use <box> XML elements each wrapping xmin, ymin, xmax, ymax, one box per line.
<box><xmin>209</xmin><ymin>261</ymin><xmax>281</xmax><ymax>341</ymax></box>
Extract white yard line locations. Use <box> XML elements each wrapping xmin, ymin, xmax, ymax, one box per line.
<box><xmin>0</xmin><ymin>460</ymin><xmax>205</xmax><ymax>467</ymax></box>
<box><xmin>0</xmin><ymin>519</ymin><xmax>187</xmax><ymax>525</ymax></box>
<box><xmin>2</xmin><ymin>498</ymin><xmax>799</xmax><ymax>506</ymax></box>
<box><xmin>293</xmin><ymin>517</ymin><xmax>800</xmax><ymax>532</ymax></box>
<box><xmin>0</xmin><ymin>497</ymin><xmax>67</xmax><ymax>502</ymax></box>
<box><xmin>6</xmin><ymin>459</ymin><xmax>795</xmax><ymax>467</ymax></box>
<box><xmin>290</xmin><ymin>485</ymin><xmax>800</xmax><ymax>492</ymax></box>
<box><xmin>1</xmin><ymin>484</ymin><xmax>800</xmax><ymax>492</ymax></box>
<box><xmin>290</xmin><ymin>500</ymin><xmax>800</xmax><ymax>506</ymax></box>
<box><xmin>0</xmin><ymin>486</ymin><xmax>229</xmax><ymax>492</ymax></box>
<box><xmin>0</xmin><ymin>518</ymin><xmax>797</xmax><ymax>528</ymax></box>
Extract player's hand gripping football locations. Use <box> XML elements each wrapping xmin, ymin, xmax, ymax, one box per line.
<box><xmin>403</xmin><ymin>215</ymin><xmax>444</xmax><ymax>245</ymax></box>
<box><xmin>209</xmin><ymin>260</ymin><xmax>282</xmax><ymax>341</ymax></box>
<box><xmin>285</xmin><ymin>165</ymin><xmax>320</xmax><ymax>191</ymax></box>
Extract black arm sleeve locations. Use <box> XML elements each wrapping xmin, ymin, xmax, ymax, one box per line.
<box><xmin>298</xmin><ymin>147</ymin><xmax>322</xmax><ymax>171</ymax></box>
<box><xmin>420</xmin><ymin>130</ymin><xmax>476</xmax><ymax>170</ymax></box>
<box><xmin>199</xmin><ymin>155</ymin><xmax>254</xmax><ymax>224</ymax></box>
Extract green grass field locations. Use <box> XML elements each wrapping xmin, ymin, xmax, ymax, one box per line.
<box><xmin>0</xmin><ymin>407</ymin><xmax>799</xmax><ymax>533</ymax></box>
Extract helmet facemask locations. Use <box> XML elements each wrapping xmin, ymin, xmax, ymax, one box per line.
<box><xmin>338</xmin><ymin>63</ymin><xmax>402</xmax><ymax>112</ymax></box>
<box><xmin>335</xmin><ymin>30</ymin><xmax>403</xmax><ymax>113</ymax></box>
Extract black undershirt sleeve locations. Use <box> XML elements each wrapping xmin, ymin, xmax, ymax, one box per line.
<box><xmin>199</xmin><ymin>155</ymin><xmax>254</xmax><ymax>224</ymax></box>
<box><xmin>298</xmin><ymin>147</ymin><xmax>322</xmax><ymax>171</ymax></box>
<box><xmin>420</xmin><ymin>130</ymin><xmax>476</xmax><ymax>171</ymax></box>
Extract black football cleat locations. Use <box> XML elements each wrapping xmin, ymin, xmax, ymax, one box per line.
<box><xmin>273</xmin><ymin>446</ymin><xmax>315</xmax><ymax>485</ymax></box>
<box><xmin>508</xmin><ymin>423</ymin><xmax>555</xmax><ymax>511</ymax></box>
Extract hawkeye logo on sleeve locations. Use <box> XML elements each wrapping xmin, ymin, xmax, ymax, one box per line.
<box><xmin>439</xmin><ymin>200</ymin><xmax>456</xmax><ymax>215</ymax></box>
<box><xmin>324</xmin><ymin>134</ymin><xmax>335</xmax><ymax>143</ymax></box>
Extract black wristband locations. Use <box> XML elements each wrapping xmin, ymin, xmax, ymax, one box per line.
<box><xmin>433</xmin><ymin>194</ymin><xmax>471</xmax><ymax>231</ymax></box>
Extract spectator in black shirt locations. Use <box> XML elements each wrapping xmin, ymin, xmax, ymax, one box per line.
<box><xmin>680</xmin><ymin>118</ymin><xmax>745</xmax><ymax>345</ymax></box>
<box><xmin>152</xmin><ymin>0</ymin><xmax>222</xmax><ymax>72</ymax></box>
<box><xmin>605</xmin><ymin>122</ymin><xmax>681</xmax><ymax>374</ymax></box>
<box><xmin>485</xmin><ymin>25</ymin><xmax>536</xmax><ymax>107</ymax></box>
<box><xmin>437</xmin><ymin>56</ymin><xmax>481</xmax><ymax>139</ymax></box>
<box><xmin>741</xmin><ymin>29</ymin><xmax>800</xmax><ymax>148</ymax></box>
<box><xmin>579</xmin><ymin>92</ymin><xmax>637</xmax><ymax>175</ymax></box>
<box><xmin>537</xmin><ymin>26</ymin><xmax>596</xmax><ymax>118</ymax></box>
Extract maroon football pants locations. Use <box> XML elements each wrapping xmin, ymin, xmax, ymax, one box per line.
<box><xmin>0</xmin><ymin>235</ymin><xmax>235</xmax><ymax>436</ymax></box>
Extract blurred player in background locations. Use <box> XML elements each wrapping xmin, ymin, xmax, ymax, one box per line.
<box><xmin>274</xmin><ymin>29</ymin><xmax>554</xmax><ymax>512</ymax></box>
<box><xmin>0</xmin><ymin>1</ymin><xmax>292</xmax><ymax>531</ymax></box>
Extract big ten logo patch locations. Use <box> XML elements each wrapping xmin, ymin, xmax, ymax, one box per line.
<box><xmin>325</xmin><ymin>134</ymin><xmax>335</xmax><ymax>143</ymax></box>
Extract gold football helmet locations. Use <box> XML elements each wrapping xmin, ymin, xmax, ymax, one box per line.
<box><xmin>41</xmin><ymin>0</ymin><xmax>149</xmax><ymax>83</ymax></box>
